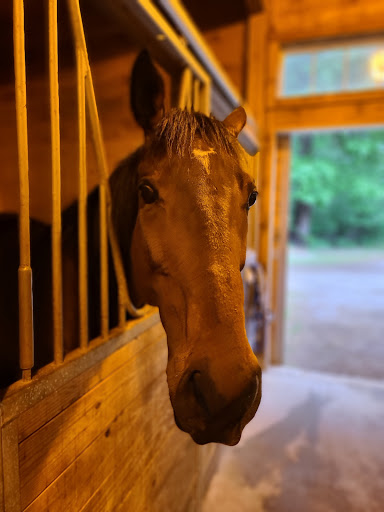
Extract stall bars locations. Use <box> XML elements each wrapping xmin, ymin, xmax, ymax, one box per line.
<box><xmin>12</xmin><ymin>0</ymin><xmax>219</xmax><ymax>385</ymax></box>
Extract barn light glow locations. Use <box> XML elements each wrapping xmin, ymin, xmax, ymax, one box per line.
<box><xmin>370</xmin><ymin>50</ymin><xmax>384</xmax><ymax>82</ymax></box>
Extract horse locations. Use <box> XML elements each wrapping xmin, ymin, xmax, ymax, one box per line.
<box><xmin>0</xmin><ymin>51</ymin><xmax>261</xmax><ymax>445</ymax></box>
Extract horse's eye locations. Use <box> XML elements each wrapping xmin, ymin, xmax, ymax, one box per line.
<box><xmin>139</xmin><ymin>183</ymin><xmax>158</xmax><ymax>204</ymax></box>
<box><xmin>248</xmin><ymin>190</ymin><xmax>258</xmax><ymax>209</ymax></box>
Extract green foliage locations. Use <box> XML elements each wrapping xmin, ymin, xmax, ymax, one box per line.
<box><xmin>290</xmin><ymin>131</ymin><xmax>384</xmax><ymax>246</ymax></box>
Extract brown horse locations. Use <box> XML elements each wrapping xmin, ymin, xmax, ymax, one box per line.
<box><xmin>0</xmin><ymin>51</ymin><xmax>261</xmax><ymax>445</ymax></box>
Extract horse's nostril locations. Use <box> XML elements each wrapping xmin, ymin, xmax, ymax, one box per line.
<box><xmin>190</xmin><ymin>371</ymin><xmax>211</xmax><ymax>416</ymax></box>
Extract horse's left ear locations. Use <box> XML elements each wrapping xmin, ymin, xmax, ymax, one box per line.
<box><xmin>130</xmin><ymin>50</ymin><xmax>165</xmax><ymax>135</ymax></box>
<box><xmin>223</xmin><ymin>106</ymin><xmax>247</xmax><ymax>138</ymax></box>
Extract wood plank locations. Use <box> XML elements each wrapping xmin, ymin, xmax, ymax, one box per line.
<box><xmin>270</xmin><ymin>135</ymin><xmax>291</xmax><ymax>365</ymax></box>
<box><xmin>2</xmin><ymin>421</ymin><xmax>20</xmax><ymax>512</ymax></box>
<box><xmin>114</xmin><ymin>430</ymin><xmax>197</xmax><ymax>512</ymax></box>
<box><xmin>269</xmin><ymin>94</ymin><xmax>384</xmax><ymax>132</ymax></box>
<box><xmin>23</xmin><ymin>373</ymin><xmax>177</xmax><ymax>512</ymax></box>
<box><xmin>2</xmin><ymin>311</ymin><xmax>161</xmax><ymax>428</ymax></box>
<box><xmin>257</xmin><ymin>130</ymin><xmax>278</xmax><ymax>367</ymax></box>
<box><xmin>245</xmin><ymin>13</ymin><xmax>267</xmax><ymax>131</ymax></box>
<box><xmin>203</xmin><ymin>21</ymin><xmax>247</xmax><ymax>95</ymax></box>
<box><xmin>19</xmin><ymin>330</ymin><xmax>167</xmax><ymax>509</ymax></box>
<box><xmin>268</xmin><ymin>0</ymin><xmax>384</xmax><ymax>42</ymax></box>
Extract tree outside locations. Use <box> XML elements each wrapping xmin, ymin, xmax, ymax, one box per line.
<box><xmin>289</xmin><ymin>130</ymin><xmax>384</xmax><ymax>247</ymax></box>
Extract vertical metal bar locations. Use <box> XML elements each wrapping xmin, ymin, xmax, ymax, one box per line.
<box><xmin>200</xmin><ymin>81</ymin><xmax>211</xmax><ymax>115</ymax></box>
<box><xmin>76</xmin><ymin>48</ymin><xmax>88</xmax><ymax>349</ymax></box>
<box><xmin>66</xmin><ymin>0</ymin><xmax>109</xmax><ymax>339</ymax></box>
<box><xmin>178</xmin><ymin>67</ymin><xmax>192</xmax><ymax>109</ymax></box>
<box><xmin>83</xmin><ymin>73</ymin><xmax>109</xmax><ymax>339</ymax></box>
<box><xmin>193</xmin><ymin>78</ymin><xmax>200</xmax><ymax>111</ymax></box>
<box><xmin>13</xmin><ymin>0</ymin><xmax>34</xmax><ymax>381</ymax></box>
<box><xmin>49</xmin><ymin>0</ymin><xmax>63</xmax><ymax>364</ymax></box>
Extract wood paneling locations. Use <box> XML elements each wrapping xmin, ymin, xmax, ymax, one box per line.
<box><xmin>19</xmin><ymin>331</ymin><xmax>167</xmax><ymax>508</ymax></box>
<box><xmin>271</xmin><ymin>135</ymin><xmax>291</xmax><ymax>365</ymax></box>
<box><xmin>269</xmin><ymin>92</ymin><xmax>384</xmax><ymax>132</ymax></box>
<box><xmin>1</xmin><ymin>421</ymin><xmax>20</xmax><ymax>512</ymax></box>
<box><xmin>0</xmin><ymin>52</ymin><xmax>144</xmax><ymax>222</ymax></box>
<box><xmin>0</xmin><ymin>318</ymin><xmax>214</xmax><ymax>511</ymax></box>
<box><xmin>268</xmin><ymin>0</ymin><xmax>384</xmax><ymax>42</ymax></box>
<box><xmin>203</xmin><ymin>21</ymin><xmax>247</xmax><ymax>96</ymax></box>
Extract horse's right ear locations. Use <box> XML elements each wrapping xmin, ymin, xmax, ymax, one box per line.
<box><xmin>130</xmin><ymin>50</ymin><xmax>165</xmax><ymax>135</ymax></box>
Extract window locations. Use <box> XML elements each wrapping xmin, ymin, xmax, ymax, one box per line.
<box><xmin>280</xmin><ymin>40</ymin><xmax>384</xmax><ymax>97</ymax></box>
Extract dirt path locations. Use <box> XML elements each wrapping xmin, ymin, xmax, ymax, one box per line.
<box><xmin>284</xmin><ymin>248</ymin><xmax>384</xmax><ymax>380</ymax></box>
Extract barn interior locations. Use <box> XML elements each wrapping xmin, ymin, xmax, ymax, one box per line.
<box><xmin>0</xmin><ymin>0</ymin><xmax>383</xmax><ymax>511</ymax></box>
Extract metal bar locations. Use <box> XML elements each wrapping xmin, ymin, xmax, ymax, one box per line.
<box><xmin>193</xmin><ymin>78</ymin><xmax>200</xmax><ymax>111</ymax></box>
<box><xmin>49</xmin><ymin>0</ymin><xmax>64</xmax><ymax>364</ymax></box>
<box><xmin>178</xmin><ymin>67</ymin><xmax>192</xmax><ymax>109</ymax></box>
<box><xmin>200</xmin><ymin>82</ymin><xmax>211</xmax><ymax>115</ymax></box>
<box><xmin>67</xmin><ymin>0</ymin><xmax>109</xmax><ymax>338</ymax></box>
<box><xmin>13</xmin><ymin>0</ymin><xmax>34</xmax><ymax>380</ymax></box>
<box><xmin>132</xmin><ymin>0</ymin><xmax>211</xmax><ymax>86</ymax></box>
<box><xmin>76</xmin><ymin>48</ymin><xmax>88</xmax><ymax>349</ymax></box>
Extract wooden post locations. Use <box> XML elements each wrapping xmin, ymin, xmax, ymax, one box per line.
<box><xmin>271</xmin><ymin>135</ymin><xmax>291</xmax><ymax>364</ymax></box>
<box><xmin>258</xmin><ymin>132</ymin><xmax>278</xmax><ymax>367</ymax></box>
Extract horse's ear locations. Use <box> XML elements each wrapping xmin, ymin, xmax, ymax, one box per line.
<box><xmin>223</xmin><ymin>106</ymin><xmax>247</xmax><ymax>138</ymax></box>
<box><xmin>130</xmin><ymin>50</ymin><xmax>165</xmax><ymax>134</ymax></box>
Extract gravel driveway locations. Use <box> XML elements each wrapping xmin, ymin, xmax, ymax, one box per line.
<box><xmin>284</xmin><ymin>248</ymin><xmax>384</xmax><ymax>380</ymax></box>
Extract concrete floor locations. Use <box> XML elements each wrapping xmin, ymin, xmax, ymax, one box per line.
<box><xmin>203</xmin><ymin>366</ymin><xmax>384</xmax><ymax>512</ymax></box>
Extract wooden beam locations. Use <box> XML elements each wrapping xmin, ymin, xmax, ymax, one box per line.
<box><xmin>269</xmin><ymin>91</ymin><xmax>384</xmax><ymax>132</ymax></box>
<box><xmin>268</xmin><ymin>0</ymin><xmax>384</xmax><ymax>43</ymax></box>
<box><xmin>270</xmin><ymin>135</ymin><xmax>291</xmax><ymax>365</ymax></box>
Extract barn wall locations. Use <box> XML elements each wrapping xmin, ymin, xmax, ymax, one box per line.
<box><xmin>1</xmin><ymin>313</ymin><xmax>217</xmax><ymax>511</ymax></box>
<box><xmin>0</xmin><ymin>2</ymin><xmax>218</xmax><ymax>510</ymax></box>
<box><xmin>0</xmin><ymin>52</ymin><xmax>144</xmax><ymax>221</ymax></box>
<box><xmin>202</xmin><ymin>20</ymin><xmax>248</xmax><ymax>97</ymax></box>
<box><xmin>268</xmin><ymin>0</ymin><xmax>384</xmax><ymax>42</ymax></box>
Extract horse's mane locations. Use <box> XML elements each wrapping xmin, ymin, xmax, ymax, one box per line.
<box><xmin>152</xmin><ymin>108</ymin><xmax>242</xmax><ymax>161</ymax></box>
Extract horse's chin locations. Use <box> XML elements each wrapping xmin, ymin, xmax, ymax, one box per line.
<box><xmin>191</xmin><ymin>426</ymin><xmax>243</xmax><ymax>446</ymax></box>
<box><xmin>175</xmin><ymin>414</ymin><xmax>243</xmax><ymax>445</ymax></box>
<box><xmin>174</xmin><ymin>393</ymin><xmax>260</xmax><ymax>446</ymax></box>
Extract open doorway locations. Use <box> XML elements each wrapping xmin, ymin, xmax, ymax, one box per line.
<box><xmin>284</xmin><ymin>129</ymin><xmax>384</xmax><ymax>379</ymax></box>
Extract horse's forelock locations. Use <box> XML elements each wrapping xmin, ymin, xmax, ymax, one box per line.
<box><xmin>150</xmin><ymin>109</ymin><xmax>243</xmax><ymax>165</ymax></box>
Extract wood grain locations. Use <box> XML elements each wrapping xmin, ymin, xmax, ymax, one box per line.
<box><xmin>23</xmin><ymin>374</ymin><xmax>187</xmax><ymax>512</ymax></box>
<box><xmin>268</xmin><ymin>0</ymin><xmax>384</xmax><ymax>42</ymax></box>
<box><xmin>19</xmin><ymin>331</ymin><xmax>167</xmax><ymax>509</ymax></box>
<box><xmin>2</xmin><ymin>421</ymin><xmax>20</xmax><ymax>512</ymax></box>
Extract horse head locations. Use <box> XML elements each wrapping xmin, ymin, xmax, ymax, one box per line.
<box><xmin>121</xmin><ymin>51</ymin><xmax>261</xmax><ymax>445</ymax></box>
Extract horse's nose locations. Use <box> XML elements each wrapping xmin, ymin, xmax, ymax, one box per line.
<box><xmin>188</xmin><ymin>364</ymin><xmax>259</xmax><ymax>420</ymax></box>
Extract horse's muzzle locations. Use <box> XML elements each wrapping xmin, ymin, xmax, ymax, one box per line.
<box><xmin>172</xmin><ymin>360</ymin><xmax>262</xmax><ymax>445</ymax></box>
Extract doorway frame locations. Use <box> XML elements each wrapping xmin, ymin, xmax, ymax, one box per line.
<box><xmin>261</xmin><ymin>38</ymin><xmax>384</xmax><ymax>365</ymax></box>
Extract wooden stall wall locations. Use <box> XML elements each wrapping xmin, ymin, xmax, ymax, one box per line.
<box><xmin>0</xmin><ymin>1</ymin><xmax>217</xmax><ymax>510</ymax></box>
<box><xmin>2</xmin><ymin>314</ymin><xmax>215</xmax><ymax>511</ymax></box>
